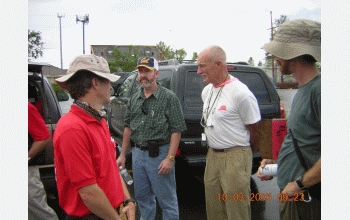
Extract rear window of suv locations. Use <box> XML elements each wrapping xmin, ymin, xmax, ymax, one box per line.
<box><xmin>184</xmin><ymin>71</ymin><xmax>206</xmax><ymax>107</ymax></box>
<box><xmin>182</xmin><ymin>70</ymin><xmax>271</xmax><ymax>108</ymax></box>
<box><xmin>229</xmin><ymin>71</ymin><xmax>271</xmax><ymax>104</ymax></box>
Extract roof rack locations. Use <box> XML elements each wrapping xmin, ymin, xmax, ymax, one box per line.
<box><xmin>227</xmin><ymin>62</ymin><xmax>250</xmax><ymax>65</ymax></box>
<box><xmin>158</xmin><ymin>59</ymin><xmax>198</xmax><ymax>66</ymax></box>
<box><xmin>158</xmin><ymin>59</ymin><xmax>179</xmax><ymax>66</ymax></box>
<box><xmin>157</xmin><ymin>59</ymin><xmax>248</xmax><ymax>66</ymax></box>
<box><xmin>178</xmin><ymin>60</ymin><xmax>197</xmax><ymax>64</ymax></box>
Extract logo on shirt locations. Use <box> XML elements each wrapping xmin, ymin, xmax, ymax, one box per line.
<box><xmin>218</xmin><ymin>105</ymin><xmax>227</xmax><ymax>111</ymax></box>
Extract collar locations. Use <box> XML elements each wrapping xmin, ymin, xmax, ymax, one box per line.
<box><xmin>137</xmin><ymin>83</ymin><xmax>162</xmax><ymax>100</ymax></box>
<box><xmin>73</xmin><ymin>101</ymin><xmax>105</xmax><ymax>122</ymax></box>
<box><xmin>213</xmin><ymin>75</ymin><xmax>234</xmax><ymax>88</ymax></box>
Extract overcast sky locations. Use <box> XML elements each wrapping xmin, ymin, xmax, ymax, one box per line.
<box><xmin>28</xmin><ymin>0</ymin><xmax>321</xmax><ymax>69</ymax></box>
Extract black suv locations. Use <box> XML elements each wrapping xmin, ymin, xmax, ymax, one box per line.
<box><xmin>28</xmin><ymin>62</ymin><xmax>69</xmax><ymax>218</ymax></box>
<box><xmin>108</xmin><ymin>59</ymin><xmax>282</xmax><ymax>179</ymax></box>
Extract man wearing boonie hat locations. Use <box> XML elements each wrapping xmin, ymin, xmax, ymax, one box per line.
<box><xmin>257</xmin><ymin>19</ymin><xmax>321</xmax><ymax>220</ymax></box>
<box><xmin>53</xmin><ymin>54</ymin><xmax>136</xmax><ymax>220</ymax></box>
<box><xmin>117</xmin><ymin>56</ymin><xmax>186</xmax><ymax>219</ymax></box>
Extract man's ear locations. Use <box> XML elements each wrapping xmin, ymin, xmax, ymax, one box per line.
<box><xmin>91</xmin><ymin>77</ymin><xmax>99</xmax><ymax>89</ymax></box>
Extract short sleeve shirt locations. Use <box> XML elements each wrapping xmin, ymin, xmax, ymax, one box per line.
<box><xmin>28</xmin><ymin>102</ymin><xmax>50</xmax><ymax>141</ymax></box>
<box><xmin>277</xmin><ymin>74</ymin><xmax>321</xmax><ymax>190</ymax></box>
<box><xmin>53</xmin><ymin>105</ymin><xmax>123</xmax><ymax>216</ymax></box>
<box><xmin>201</xmin><ymin>77</ymin><xmax>261</xmax><ymax>148</ymax></box>
<box><xmin>124</xmin><ymin>85</ymin><xmax>187</xmax><ymax>145</ymax></box>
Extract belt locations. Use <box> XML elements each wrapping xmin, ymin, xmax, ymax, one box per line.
<box><xmin>133</xmin><ymin>141</ymin><xmax>169</xmax><ymax>151</ymax></box>
<box><xmin>211</xmin><ymin>148</ymin><xmax>227</xmax><ymax>152</ymax></box>
<box><xmin>66</xmin><ymin>207</ymin><xmax>120</xmax><ymax>220</ymax></box>
<box><xmin>135</xmin><ymin>143</ymin><xmax>149</xmax><ymax>151</ymax></box>
<box><xmin>211</xmin><ymin>147</ymin><xmax>238</xmax><ymax>152</ymax></box>
<box><xmin>210</xmin><ymin>146</ymin><xmax>248</xmax><ymax>153</ymax></box>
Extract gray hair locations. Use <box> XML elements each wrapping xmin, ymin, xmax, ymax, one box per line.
<box><xmin>200</xmin><ymin>45</ymin><xmax>227</xmax><ymax>64</ymax></box>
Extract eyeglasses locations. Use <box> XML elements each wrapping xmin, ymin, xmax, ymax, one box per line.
<box><xmin>141</xmin><ymin>100</ymin><xmax>147</xmax><ymax>115</ymax></box>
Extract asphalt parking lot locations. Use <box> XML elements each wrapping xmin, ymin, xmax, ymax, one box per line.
<box><xmin>123</xmin><ymin>167</ymin><xmax>280</xmax><ymax>220</ymax></box>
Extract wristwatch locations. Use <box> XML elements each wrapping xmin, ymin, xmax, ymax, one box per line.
<box><xmin>295</xmin><ymin>176</ymin><xmax>308</xmax><ymax>190</ymax></box>
<box><xmin>168</xmin><ymin>155</ymin><xmax>175</xmax><ymax>161</ymax></box>
<box><xmin>123</xmin><ymin>198</ymin><xmax>136</xmax><ymax>207</ymax></box>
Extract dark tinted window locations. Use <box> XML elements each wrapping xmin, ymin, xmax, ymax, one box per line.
<box><xmin>184</xmin><ymin>71</ymin><xmax>205</xmax><ymax>107</ymax></box>
<box><xmin>229</xmin><ymin>71</ymin><xmax>271</xmax><ymax>104</ymax></box>
<box><xmin>157</xmin><ymin>69</ymin><xmax>172</xmax><ymax>89</ymax></box>
<box><xmin>119</xmin><ymin>73</ymin><xmax>137</xmax><ymax>98</ymax></box>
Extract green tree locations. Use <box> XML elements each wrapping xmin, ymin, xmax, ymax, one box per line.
<box><xmin>248</xmin><ymin>57</ymin><xmax>255</xmax><ymax>66</ymax></box>
<box><xmin>192</xmin><ymin>52</ymin><xmax>198</xmax><ymax>60</ymax></box>
<box><xmin>28</xmin><ymin>30</ymin><xmax>44</xmax><ymax>59</ymax></box>
<box><xmin>156</xmin><ymin>41</ymin><xmax>187</xmax><ymax>61</ymax></box>
<box><xmin>156</xmin><ymin>41</ymin><xmax>173</xmax><ymax>60</ymax></box>
<box><xmin>109</xmin><ymin>45</ymin><xmax>139</xmax><ymax>72</ymax></box>
<box><xmin>51</xmin><ymin>83</ymin><xmax>64</xmax><ymax>93</ymax></box>
<box><xmin>274</xmin><ymin>15</ymin><xmax>288</xmax><ymax>34</ymax></box>
<box><xmin>175</xmin><ymin>48</ymin><xmax>187</xmax><ymax>61</ymax></box>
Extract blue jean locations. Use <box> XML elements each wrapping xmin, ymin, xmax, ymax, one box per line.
<box><xmin>132</xmin><ymin>144</ymin><xmax>179</xmax><ymax>220</ymax></box>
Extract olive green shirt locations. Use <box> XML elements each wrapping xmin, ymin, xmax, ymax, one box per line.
<box><xmin>277</xmin><ymin>74</ymin><xmax>321</xmax><ymax>190</ymax></box>
<box><xmin>124</xmin><ymin>84</ymin><xmax>186</xmax><ymax>145</ymax></box>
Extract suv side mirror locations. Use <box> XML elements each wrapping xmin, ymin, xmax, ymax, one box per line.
<box><xmin>56</xmin><ymin>92</ymin><xmax>70</xmax><ymax>102</ymax></box>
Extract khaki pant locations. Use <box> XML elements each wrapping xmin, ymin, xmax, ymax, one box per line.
<box><xmin>204</xmin><ymin>146</ymin><xmax>252</xmax><ymax>220</ymax></box>
<box><xmin>279</xmin><ymin>198</ymin><xmax>321</xmax><ymax>220</ymax></box>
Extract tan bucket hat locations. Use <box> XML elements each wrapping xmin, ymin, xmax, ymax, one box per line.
<box><xmin>55</xmin><ymin>54</ymin><xmax>120</xmax><ymax>90</ymax></box>
<box><xmin>262</xmin><ymin>19</ymin><xmax>321</xmax><ymax>62</ymax></box>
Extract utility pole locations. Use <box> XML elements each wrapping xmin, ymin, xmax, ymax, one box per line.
<box><xmin>270</xmin><ymin>11</ymin><xmax>275</xmax><ymax>82</ymax></box>
<box><xmin>57</xmin><ymin>13</ymin><xmax>65</xmax><ymax>69</ymax></box>
<box><xmin>76</xmin><ymin>14</ymin><xmax>89</xmax><ymax>54</ymax></box>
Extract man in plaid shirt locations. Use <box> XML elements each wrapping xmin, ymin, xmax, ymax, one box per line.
<box><xmin>117</xmin><ymin>57</ymin><xmax>186</xmax><ymax>220</ymax></box>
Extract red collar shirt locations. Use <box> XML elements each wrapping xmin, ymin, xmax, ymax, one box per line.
<box><xmin>53</xmin><ymin>105</ymin><xmax>123</xmax><ymax>216</ymax></box>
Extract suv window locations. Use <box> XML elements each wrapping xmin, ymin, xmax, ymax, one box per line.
<box><xmin>184</xmin><ymin>71</ymin><xmax>205</xmax><ymax>107</ymax></box>
<box><xmin>157</xmin><ymin>69</ymin><xmax>172</xmax><ymax>89</ymax></box>
<box><xmin>118</xmin><ymin>74</ymin><xmax>138</xmax><ymax>98</ymax></box>
<box><xmin>230</xmin><ymin>71</ymin><xmax>271</xmax><ymax>104</ymax></box>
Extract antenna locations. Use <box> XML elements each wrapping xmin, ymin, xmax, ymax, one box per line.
<box><xmin>76</xmin><ymin>14</ymin><xmax>90</xmax><ymax>54</ymax></box>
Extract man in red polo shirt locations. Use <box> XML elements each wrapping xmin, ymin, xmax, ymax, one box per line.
<box><xmin>53</xmin><ymin>54</ymin><xmax>136</xmax><ymax>220</ymax></box>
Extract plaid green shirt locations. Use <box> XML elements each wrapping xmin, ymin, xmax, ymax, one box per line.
<box><xmin>124</xmin><ymin>85</ymin><xmax>186</xmax><ymax>145</ymax></box>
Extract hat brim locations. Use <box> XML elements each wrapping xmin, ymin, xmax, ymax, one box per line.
<box><xmin>136</xmin><ymin>65</ymin><xmax>155</xmax><ymax>71</ymax></box>
<box><xmin>55</xmin><ymin>70</ymin><xmax>120</xmax><ymax>90</ymax></box>
<box><xmin>262</xmin><ymin>41</ymin><xmax>321</xmax><ymax>62</ymax></box>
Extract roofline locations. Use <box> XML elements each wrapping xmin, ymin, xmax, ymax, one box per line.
<box><xmin>28</xmin><ymin>61</ymin><xmax>51</xmax><ymax>67</ymax></box>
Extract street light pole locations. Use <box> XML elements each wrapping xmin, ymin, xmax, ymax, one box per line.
<box><xmin>57</xmin><ymin>13</ymin><xmax>65</xmax><ymax>69</ymax></box>
<box><xmin>76</xmin><ymin>14</ymin><xmax>89</xmax><ymax>54</ymax></box>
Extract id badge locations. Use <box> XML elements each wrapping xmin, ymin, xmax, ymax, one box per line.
<box><xmin>201</xmin><ymin>133</ymin><xmax>207</xmax><ymax>147</ymax></box>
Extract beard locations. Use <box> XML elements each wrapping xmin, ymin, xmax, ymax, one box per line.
<box><xmin>277</xmin><ymin>60</ymin><xmax>293</xmax><ymax>75</ymax></box>
<box><xmin>139</xmin><ymin>78</ymin><xmax>155</xmax><ymax>89</ymax></box>
<box><xmin>138</xmin><ymin>72</ymin><xmax>156</xmax><ymax>88</ymax></box>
